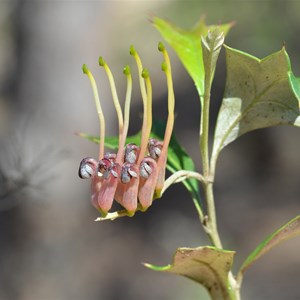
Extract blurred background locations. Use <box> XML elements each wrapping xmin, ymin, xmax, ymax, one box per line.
<box><xmin>0</xmin><ymin>1</ymin><xmax>300</xmax><ymax>299</ymax></box>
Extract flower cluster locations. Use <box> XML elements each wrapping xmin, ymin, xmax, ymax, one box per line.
<box><xmin>78</xmin><ymin>43</ymin><xmax>174</xmax><ymax>217</ymax></box>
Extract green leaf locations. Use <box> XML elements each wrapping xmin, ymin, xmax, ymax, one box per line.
<box><xmin>151</xmin><ymin>122</ymin><xmax>201</xmax><ymax>206</ymax></box>
<box><xmin>144</xmin><ymin>246</ymin><xmax>235</xmax><ymax>300</ymax></box>
<box><xmin>238</xmin><ymin>215</ymin><xmax>300</xmax><ymax>279</ymax></box>
<box><xmin>212</xmin><ymin>46</ymin><xmax>300</xmax><ymax>166</ymax></box>
<box><xmin>152</xmin><ymin>16</ymin><xmax>233</xmax><ymax>97</ymax></box>
<box><xmin>201</xmin><ymin>29</ymin><xmax>224</xmax><ymax>84</ymax></box>
<box><xmin>77</xmin><ymin>132</ymin><xmax>141</xmax><ymax>150</ymax></box>
<box><xmin>77</xmin><ymin>121</ymin><xmax>201</xmax><ymax>206</ymax></box>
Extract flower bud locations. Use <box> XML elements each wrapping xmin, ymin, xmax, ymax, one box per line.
<box><xmin>138</xmin><ymin>157</ymin><xmax>158</xmax><ymax>210</ymax></box>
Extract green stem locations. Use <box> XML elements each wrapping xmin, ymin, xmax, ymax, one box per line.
<box><xmin>204</xmin><ymin>183</ymin><xmax>223</xmax><ymax>248</ymax></box>
<box><xmin>200</xmin><ymin>76</ymin><xmax>223</xmax><ymax>249</ymax></box>
<box><xmin>200</xmin><ymin>32</ymin><xmax>240</xmax><ymax>300</ymax></box>
<box><xmin>200</xmin><ymin>91</ymin><xmax>210</xmax><ymax>180</ymax></box>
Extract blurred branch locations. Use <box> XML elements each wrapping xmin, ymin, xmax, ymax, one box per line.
<box><xmin>0</xmin><ymin>130</ymin><xmax>69</xmax><ymax>211</ymax></box>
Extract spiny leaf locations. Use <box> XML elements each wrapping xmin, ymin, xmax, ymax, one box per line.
<box><xmin>77</xmin><ymin>121</ymin><xmax>201</xmax><ymax>206</ymax></box>
<box><xmin>144</xmin><ymin>246</ymin><xmax>235</xmax><ymax>300</ymax></box>
<box><xmin>212</xmin><ymin>46</ymin><xmax>300</xmax><ymax>166</ymax></box>
<box><xmin>238</xmin><ymin>215</ymin><xmax>300</xmax><ymax>279</ymax></box>
<box><xmin>152</xmin><ymin>16</ymin><xmax>233</xmax><ymax>97</ymax></box>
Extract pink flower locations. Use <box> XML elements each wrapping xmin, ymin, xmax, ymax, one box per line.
<box><xmin>78</xmin><ymin>43</ymin><xmax>175</xmax><ymax>217</ymax></box>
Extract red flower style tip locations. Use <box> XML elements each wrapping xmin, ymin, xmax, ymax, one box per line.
<box><xmin>79</xmin><ymin>44</ymin><xmax>175</xmax><ymax>217</ymax></box>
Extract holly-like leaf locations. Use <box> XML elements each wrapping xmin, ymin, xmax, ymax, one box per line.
<box><xmin>238</xmin><ymin>215</ymin><xmax>300</xmax><ymax>281</ymax></box>
<box><xmin>212</xmin><ymin>46</ymin><xmax>300</xmax><ymax>166</ymax></box>
<box><xmin>77</xmin><ymin>121</ymin><xmax>201</xmax><ymax>206</ymax></box>
<box><xmin>152</xmin><ymin>16</ymin><xmax>233</xmax><ymax>97</ymax></box>
<box><xmin>144</xmin><ymin>246</ymin><xmax>235</xmax><ymax>300</ymax></box>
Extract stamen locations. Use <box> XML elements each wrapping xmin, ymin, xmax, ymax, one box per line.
<box><xmin>129</xmin><ymin>46</ymin><xmax>147</xmax><ymax>107</ymax></box>
<box><xmin>82</xmin><ymin>64</ymin><xmax>105</xmax><ymax>159</ymax></box>
<box><xmin>138</xmin><ymin>69</ymin><xmax>153</xmax><ymax>164</ymax></box>
<box><xmin>99</xmin><ymin>57</ymin><xmax>124</xmax><ymax>153</ymax></box>
<box><xmin>130</xmin><ymin>46</ymin><xmax>150</xmax><ymax>163</ymax></box>
<box><xmin>116</xmin><ymin>65</ymin><xmax>133</xmax><ymax>162</ymax></box>
<box><xmin>155</xmin><ymin>43</ymin><xmax>175</xmax><ymax>194</ymax></box>
<box><xmin>159</xmin><ymin>42</ymin><xmax>175</xmax><ymax>146</ymax></box>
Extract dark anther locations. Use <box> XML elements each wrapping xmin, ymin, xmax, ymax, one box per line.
<box><xmin>104</xmin><ymin>152</ymin><xmax>117</xmax><ymax>160</ymax></box>
<box><xmin>78</xmin><ymin>157</ymin><xmax>98</xmax><ymax>179</ymax></box>
<box><xmin>121</xmin><ymin>163</ymin><xmax>138</xmax><ymax>183</ymax></box>
<box><xmin>148</xmin><ymin>138</ymin><xmax>163</xmax><ymax>159</ymax></box>
<box><xmin>103</xmin><ymin>162</ymin><xmax>119</xmax><ymax>179</ymax></box>
<box><xmin>99</xmin><ymin>152</ymin><xmax>116</xmax><ymax>175</ymax></box>
<box><xmin>124</xmin><ymin>143</ymin><xmax>139</xmax><ymax>164</ymax></box>
<box><xmin>140</xmin><ymin>160</ymin><xmax>153</xmax><ymax>179</ymax></box>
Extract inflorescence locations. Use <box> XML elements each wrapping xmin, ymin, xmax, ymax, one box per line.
<box><xmin>78</xmin><ymin>43</ymin><xmax>175</xmax><ymax>218</ymax></box>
